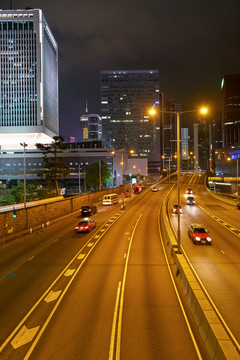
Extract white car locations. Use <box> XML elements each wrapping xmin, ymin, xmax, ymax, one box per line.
<box><xmin>152</xmin><ymin>187</ymin><xmax>158</xmax><ymax>192</ymax></box>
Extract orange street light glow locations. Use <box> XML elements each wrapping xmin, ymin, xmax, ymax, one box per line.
<box><xmin>200</xmin><ymin>107</ymin><xmax>208</xmax><ymax>114</ymax></box>
<box><xmin>149</xmin><ymin>108</ymin><xmax>156</xmax><ymax>116</ymax></box>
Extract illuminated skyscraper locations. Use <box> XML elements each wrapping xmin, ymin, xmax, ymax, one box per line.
<box><xmin>0</xmin><ymin>8</ymin><xmax>58</xmax><ymax>149</ymax></box>
<box><xmin>101</xmin><ymin>70</ymin><xmax>161</xmax><ymax>161</ymax></box>
<box><xmin>80</xmin><ymin>114</ymin><xmax>102</xmax><ymax>142</ymax></box>
<box><xmin>221</xmin><ymin>73</ymin><xmax>240</xmax><ymax>147</ymax></box>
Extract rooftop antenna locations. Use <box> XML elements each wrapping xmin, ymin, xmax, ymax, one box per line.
<box><xmin>85</xmin><ymin>99</ymin><xmax>88</xmax><ymax>113</ymax></box>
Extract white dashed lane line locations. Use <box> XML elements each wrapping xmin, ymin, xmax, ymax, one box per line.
<box><xmin>198</xmin><ymin>204</ymin><xmax>240</xmax><ymax>238</ymax></box>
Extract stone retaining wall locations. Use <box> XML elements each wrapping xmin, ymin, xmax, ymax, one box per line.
<box><xmin>0</xmin><ymin>186</ymin><xmax>129</xmax><ymax>243</ymax></box>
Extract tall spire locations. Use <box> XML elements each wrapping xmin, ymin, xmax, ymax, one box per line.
<box><xmin>85</xmin><ymin>99</ymin><xmax>88</xmax><ymax>113</ymax></box>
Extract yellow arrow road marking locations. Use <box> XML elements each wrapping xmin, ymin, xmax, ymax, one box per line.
<box><xmin>64</xmin><ymin>269</ymin><xmax>75</xmax><ymax>277</ymax></box>
<box><xmin>11</xmin><ymin>325</ymin><xmax>39</xmax><ymax>349</ymax></box>
<box><xmin>44</xmin><ymin>290</ymin><xmax>62</xmax><ymax>303</ymax></box>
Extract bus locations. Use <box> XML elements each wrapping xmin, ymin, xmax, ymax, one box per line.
<box><xmin>102</xmin><ymin>193</ymin><xmax>119</xmax><ymax>205</ymax></box>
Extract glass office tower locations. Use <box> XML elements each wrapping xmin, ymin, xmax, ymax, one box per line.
<box><xmin>101</xmin><ymin>70</ymin><xmax>161</xmax><ymax>161</ymax></box>
<box><xmin>221</xmin><ymin>73</ymin><xmax>240</xmax><ymax>147</ymax></box>
<box><xmin>0</xmin><ymin>9</ymin><xmax>58</xmax><ymax>149</ymax></box>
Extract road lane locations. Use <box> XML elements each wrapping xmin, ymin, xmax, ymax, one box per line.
<box><xmin>120</xmin><ymin>191</ymin><xmax>202</xmax><ymax>360</ymax></box>
<box><xmin>168</xmin><ymin>173</ymin><xmax>240</xmax><ymax>349</ymax></box>
<box><xmin>27</xmin><ymin>185</ymin><xmax>205</xmax><ymax>360</ymax></box>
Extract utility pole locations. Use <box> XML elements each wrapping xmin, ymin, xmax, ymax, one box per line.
<box><xmin>99</xmin><ymin>160</ymin><xmax>101</xmax><ymax>190</ymax></box>
<box><xmin>20</xmin><ymin>142</ymin><xmax>28</xmax><ymax>208</ymax></box>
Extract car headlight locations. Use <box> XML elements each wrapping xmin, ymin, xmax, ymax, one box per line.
<box><xmin>207</xmin><ymin>237</ymin><xmax>212</xmax><ymax>241</ymax></box>
<box><xmin>195</xmin><ymin>237</ymin><xmax>201</xmax><ymax>241</ymax></box>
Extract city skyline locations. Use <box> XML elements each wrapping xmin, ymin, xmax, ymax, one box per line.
<box><xmin>1</xmin><ymin>0</ymin><xmax>239</xmax><ymax>140</ymax></box>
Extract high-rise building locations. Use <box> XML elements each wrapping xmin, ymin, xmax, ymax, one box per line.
<box><xmin>193</xmin><ymin>121</ymin><xmax>210</xmax><ymax>171</ymax></box>
<box><xmin>80</xmin><ymin>114</ymin><xmax>102</xmax><ymax>142</ymax></box>
<box><xmin>0</xmin><ymin>9</ymin><xmax>58</xmax><ymax>150</ymax></box>
<box><xmin>221</xmin><ymin>73</ymin><xmax>240</xmax><ymax>147</ymax></box>
<box><xmin>101</xmin><ymin>70</ymin><xmax>161</xmax><ymax>161</ymax></box>
<box><xmin>162</xmin><ymin>99</ymin><xmax>181</xmax><ymax>165</ymax></box>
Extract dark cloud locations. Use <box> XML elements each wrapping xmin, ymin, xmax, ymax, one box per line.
<box><xmin>2</xmin><ymin>0</ymin><xmax>240</xmax><ymax>138</ymax></box>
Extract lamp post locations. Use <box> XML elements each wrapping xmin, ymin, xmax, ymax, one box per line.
<box><xmin>111</xmin><ymin>151</ymin><xmax>116</xmax><ymax>187</ymax></box>
<box><xmin>20</xmin><ymin>142</ymin><xmax>28</xmax><ymax>208</ymax></box>
<box><xmin>78</xmin><ymin>163</ymin><xmax>81</xmax><ymax>194</ymax></box>
<box><xmin>99</xmin><ymin>160</ymin><xmax>101</xmax><ymax>191</ymax></box>
<box><xmin>121</xmin><ymin>152</ymin><xmax>124</xmax><ymax>185</ymax></box>
<box><xmin>228</xmin><ymin>156</ymin><xmax>239</xmax><ymax>198</ymax></box>
<box><xmin>150</xmin><ymin>107</ymin><xmax>208</xmax><ymax>254</ymax></box>
<box><xmin>237</xmin><ymin>158</ymin><xmax>239</xmax><ymax>198</ymax></box>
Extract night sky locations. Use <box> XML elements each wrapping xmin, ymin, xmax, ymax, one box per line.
<box><xmin>2</xmin><ymin>0</ymin><xmax>240</xmax><ymax>140</ymax></box>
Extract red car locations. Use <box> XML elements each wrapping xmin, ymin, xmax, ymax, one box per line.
<box><xmin>172</xmin><ymin>204</ymin><xmax>182</xmax><ymax>214</ymax></box>
<box><xmin>188</xmin><ymin>223</ymin><xmax>212</xmax><ymax>244</ymax></box>
<box><xmin>75</xmin><ymin>218</ymin><xmax>96</xmax><ymax>233</ymax></box>
<box><xmin>122</xmin><ymin>192</ymin><xmax>131</xmax><ymax>198</ymax></box>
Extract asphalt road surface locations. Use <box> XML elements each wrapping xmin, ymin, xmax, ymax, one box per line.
<box><xmin>0</xmin><ymin>184</ymin><xmax>209</xmax><ymax>359</ymax></box>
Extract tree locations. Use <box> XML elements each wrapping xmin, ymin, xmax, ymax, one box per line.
<box><xmin>86</xmin><ymin>161</ymin><xmax>112</xmax><ymax>190</ymax></box>
<box><xmin>11</xmin><ymin>182</ymin><xmax>24</xmax><ymax>203</ymax></box>
<box><xmin>0</xmin><ymin>194</ymin><xmax>15</xmax><ymax>206</ymax></box>
<box><xmin>36</xmin><ymin>136</ymin><xmax>70</xmax><ymax>195</ymax></box>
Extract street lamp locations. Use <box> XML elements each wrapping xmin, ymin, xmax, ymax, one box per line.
<box><xmin>111</xmin><ymin>151</ymin><xmax>116</xmax><ymax>187</ymax></box>
<box><xmin>227</xmin><ymin>156</ymin><xmax>239</xmax><ymax>198</ymax></box>
<box><xmin>121</xmin><ymin>152</ymin><xmax>124</xmax><ymax>186</ymax></box>
<box><xmin>150</xmin><ymin>107</ymin><xmax>208</xmax><ymax>254</ymax></box>
<box><xmin>20</xmin><ymin>142</ymin><xmax>28</xmax><ymax>208</ymax></box>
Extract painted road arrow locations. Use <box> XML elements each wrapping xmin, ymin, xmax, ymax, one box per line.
<box><xmin>44</xmin><ymin>290</ymin><xmax>62</xmax><ymax>303</ymax></box>
<box><xmin>11</xmin><ymin>325</ymin><xmax>39</xmax><ymax>349</ymax></box>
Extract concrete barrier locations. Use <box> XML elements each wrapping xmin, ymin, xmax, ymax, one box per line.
<box><xmin>161</xmin><ymin>190</ymin><xmax>240</xmax><ymax>359</ymax></box>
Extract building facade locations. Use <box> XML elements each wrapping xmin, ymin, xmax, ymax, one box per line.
<box><xmin>101</xmin><ymin>70</ymin><xmax>161</xmax><ymax>161</ymax></box>
<box><xmin>193</xmin><ymin>122</ymin><xmax>210</xmax><ymax>171</ymax></box>
<box><xmin>221</xmin><ymin>73</ymin><xmax>240</xmax><ymax>147</ymax></box>
<box><xmin>162</xmin><ymin>99</ymin><xmax>181</xmax><ymax>170</ymax></box>
<box><xmin>80</xmin><ymin>114</ymin><xmax>102</xmax><ymax>142</ymax></box>
<box><xmin>0</xmin><ymin>146</ymin><xmax>115</xmax><ymax>192</ymax></box>
<box><xmin>0</xmin><ymin>9</ymin><xmax>58</xmax><ymax>150</ymax></box>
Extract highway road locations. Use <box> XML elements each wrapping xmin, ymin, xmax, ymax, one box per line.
<box><xmin>0</xmin><ymin>183</ymin><xmax>208</xmax><ymax>359</ymax></box>
<box><xmin>168</xmin><ymin>172</ymin><xmax>240</xmax><ymax>353</ymax></box>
